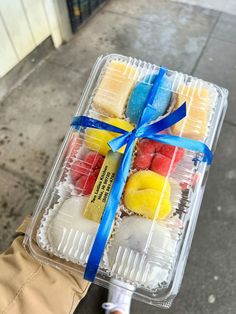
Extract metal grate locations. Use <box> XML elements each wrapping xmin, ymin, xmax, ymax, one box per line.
<box><xmin>67</xmin><ymin>0</ymin><xmax>107</xmax><ymax>33</ymax></box>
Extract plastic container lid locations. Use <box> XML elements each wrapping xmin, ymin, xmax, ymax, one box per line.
<box><xmin>24</xmin><ymin>54</ymin><xmax>228</xmax><ymax>308</ymax></box>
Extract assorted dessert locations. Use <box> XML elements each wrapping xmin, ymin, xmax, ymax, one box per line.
<box><xmin>38</xmin><ymin>57</ymin><xmax>216</xmax><ymax>289</ymax></box>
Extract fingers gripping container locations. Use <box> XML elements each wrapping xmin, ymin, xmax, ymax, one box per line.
<box><xmin>24</xmin><ymin>54</ymin><xmax>228</xmax><ymax>308</ymax></box>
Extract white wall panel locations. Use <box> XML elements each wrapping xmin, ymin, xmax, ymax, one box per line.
<box><xmin>22</xmin><ymin>0</ymin><xmax>50</xmax><ymax>46</ymax></box>
<box><xmin>0</xmin><ymin>0</ymin><xmax>66</xmax><ymax>76</ymax></box>
<box><xmin>0</xmin><ymin>0</ymin><xmax>35</xmax><ymax>60</ymax></box>
<box><xmin>0</xmin><ymin>14</ymin><xmax>19</xmax><ymax>77</ymax></box>
<box><xmin>43</xmin><ymin>0</ymin><xmax>63</xmax><ymax>48</ymax></box>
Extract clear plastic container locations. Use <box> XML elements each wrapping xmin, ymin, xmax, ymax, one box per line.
<box><xmin>24</xmin><ymin>54</ymin><xmax>228</xmax><ymax>308</ymax></box>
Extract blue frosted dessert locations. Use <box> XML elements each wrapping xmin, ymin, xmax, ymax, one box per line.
<box><xmin>126</xmin><ymin>72</ymin><xmax>172</xmax><ymax>124</ymax></box>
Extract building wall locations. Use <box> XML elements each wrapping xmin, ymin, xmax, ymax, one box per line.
<box><xmin>0</xmin><ymin>0</ymin><xmax>69</xmax><ymax>78</ymax></box>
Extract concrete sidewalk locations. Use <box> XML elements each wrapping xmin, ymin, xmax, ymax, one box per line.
<box><xmin>0</xmin><ymin>0</ymin><xmax>236</xmax><ymax>313</ymax></box>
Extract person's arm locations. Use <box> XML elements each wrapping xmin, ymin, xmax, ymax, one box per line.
<box><xmin>0</xmin><ymin>216</ymin><xmax>90</xmax><ymax>314</ymax></box>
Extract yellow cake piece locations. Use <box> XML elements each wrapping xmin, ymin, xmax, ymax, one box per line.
<box><xmin>172</xmin><ymin>85</ymin><xmax>210</xmax><ymax>140</ymax></box>
<box><xmin>85</xmin><ymin>117</ymin><xmax>134</xmax><ymax>156</ymax></box>
<box><xmin>93</xmin><ymin>60</ymin><xmax>138</xmax><ymax>118</ymax></box>
<box><xmin>124</xmin><ymin>170</ymin><xmax>172</xmax><ymax>220</ymax></box>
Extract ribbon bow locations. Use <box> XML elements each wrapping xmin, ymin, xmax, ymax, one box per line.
<box><xmin>71</xmin><ymin>67</ymin><xmax>213</xmax><ymax>282</ymax></box>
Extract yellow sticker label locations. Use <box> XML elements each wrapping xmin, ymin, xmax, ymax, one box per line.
<box><xmin>83</xmin><ymin>151</ymin><xmax>122</xmax><ymax>223</ymax></box>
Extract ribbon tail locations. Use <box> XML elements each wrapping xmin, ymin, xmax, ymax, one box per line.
<box><xmin>146</xmin><ymin>67</ymin><xmax>168</xmax><ymax>106</ymax></box>
<box><xmin>139</xmin><ymin>67</ymin><xmax>168</xmax><ymax>126</ymax></box>
<box><xmin>84</xmin><ymin>139</ymin><xmax>135</xmax><ymax>281</ymax></box>
<box><xmin>71</xmin><ymin>116</ymin><xmax>128</xmax><ymax>135</ymax></box>
<box><xmin>141</xmin><ymin>102</ymin><xmax>187</xmax><ymax>135</ymax></box>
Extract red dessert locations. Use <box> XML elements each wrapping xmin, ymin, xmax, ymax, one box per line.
<box><xmin>70</xmin><ymin>150</ymin><xmax>104</xmax><ymax>195</ymax></box>
<box><xmin>75</xmin><ymin>174</ymin><xmax>97</xmax><ymax>195</ymax></box>
<box><xmin>134</xmin><ymin>139</ymin><xmax>184</xmax><ymax>177</ymax></box>
<box><xmin>135</xmin><ymin>153</ymin><xmax>153</xmax><ymax>170</ymax></box>
<box><xmin>151</xmin><ymin>153</ymin><xmax>176</xmax><ymax>177</ymax></box>
<box><xmin>138</xmin><ymin>139</ymin><xmax>156</xmax><ymax>155</ymax></box>
<box><xmin>160</xmin><ymin>144</ymin><xmax>184</xmax><ymax>162</ymax></box>
<box><xmin>153</xmin><ymin>141</ymin><xmax>163</xmax><ymax>153</ymax></box>
<box><xmin>70</xmin><ymin>160</ymin><xmax>92</xmax><ymax>182</ymax></box>
<box><xmin>84</xmin><ymin>151</ymin><xmax>104</xmax><ymax>169</ymax></box>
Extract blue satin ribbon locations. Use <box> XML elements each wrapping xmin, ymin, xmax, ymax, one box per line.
<box><xmin>71</xmin><ymin>67</ymin><xmax>213</xmax><ymax>282</ymax></box>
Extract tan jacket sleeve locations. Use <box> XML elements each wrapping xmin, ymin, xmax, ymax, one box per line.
<box><xmin>0</xmin><ymin>217</ymin><xmax>90</xmax><ymax>314</ymax></box>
